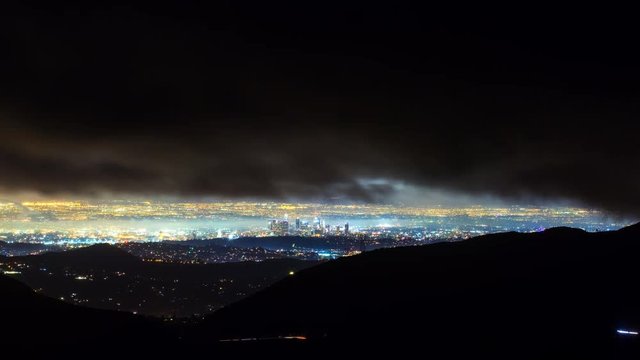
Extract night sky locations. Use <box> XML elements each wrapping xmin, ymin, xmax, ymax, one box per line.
<box><xmin>1</xmin><ymin>3</ymin><xmax>639</xmax><ymax>214</ymax></box>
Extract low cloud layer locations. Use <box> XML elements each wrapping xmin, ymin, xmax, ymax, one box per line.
<box><xmin>1</xmin><ymin>3</ymin><xmax>639</xmax><ymax>214</ymax></box>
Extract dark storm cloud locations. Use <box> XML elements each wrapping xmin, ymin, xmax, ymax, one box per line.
<box><xmin>1</xmin><ymin>2</ymin><xmax>639</xmax><ymax>213</ymax></box>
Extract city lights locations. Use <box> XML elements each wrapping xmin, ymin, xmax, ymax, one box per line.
<box><xmin>0</xmin><ymin>200</ymin><xmax>626</xmax><ymax>248</ymax></box>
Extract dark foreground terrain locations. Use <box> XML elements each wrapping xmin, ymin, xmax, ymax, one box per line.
<box><xmin>2</xmin><ymin>225</ymin><xmax>640</xmax><ymax>358</ymax></box>
<box><xmin>1</xmin><ymin>244</ymin><xmax>314</xmax><ymax>317</ymax></box>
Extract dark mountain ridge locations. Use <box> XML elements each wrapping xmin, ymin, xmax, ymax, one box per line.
<box><xmin>28</xmin><ymin>243</ymin><xmax>142</xmax><ymax>267</ymax></box>
<box><xmin>12</xmin><ymin>243</ymin><xmax>314</xmax><ymax>277</ymax></box>
<box><xmin>4</xmin><ymin>244</ymin><xmax>316</xmax><ymax>317</ymax></box>
<box><xmin>166</xmin><ymin>235</ymin><xmax>400</xmax><ymax>252</ymax></box>
<box><xmin>192</xmin><ymin>225</ymin><xmax>640</xmax><ymax>357</ymax></box>
<box><xmin>2</xmin><ymin>225</ymin><xmax>640</xmax><ymax>357</ymax></box>
<box><xmin>0</xmin><ymin>273</ymin><xmax>173</xmax><ymax>344</ymax></box>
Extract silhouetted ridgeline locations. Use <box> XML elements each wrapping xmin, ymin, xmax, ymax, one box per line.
<box><xmin>0</xmin><ymin>240</ymin><xmax>56</xmax><ymax>256</ymax></box>
<box><xmin>1</xmin><ymin>225</ymin><xmax>640</xmax><ymax>357</ymax></box>
<box><xmin>168</xmin><ymin>235</ymin><xmax>408</xmax><ymax>252</ymax></box>
<box><xmin>26</xmin><ymin>243</ymin><xmax>142</xmax><ymax>267</ymax></box>
<box><xmin>4</xmin><ymin>244</ymin><xmax>316</xmax><ymax>317</ymax></box>
<box><xmin>192</xmin><ymin>224</ymin><xmax>640</xmax><ymax>357</ymax></box>
<box><xmin>0</xmin><ymin>274</ymin><xmax>173</xmax><ymax>344</ymax></box>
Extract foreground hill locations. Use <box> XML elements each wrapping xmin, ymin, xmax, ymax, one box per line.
<box><xmin>2</xmin><ymin>226</ymin><xmax>640</xmax><ymax>357</ymax></box>
<box><xmin>25</xmin><ymin>243</ymin><xmax>142</xmax><ymax>268</ymax></box>
<box><xmin>4</xmin><ymin>244</ymin><xmax>316</xmax><ymax>317</ymax></box>
<box><xmin>0</xmin><ymin>274</ymin><xmax>173</xmax><ymax>344</ymax></box>
<box><xmin>194</xmin><ymin>225</ymin><xmax>640</xmax><ymax>357</ymax></box>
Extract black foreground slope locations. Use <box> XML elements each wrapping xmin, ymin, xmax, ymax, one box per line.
<box><xmin>0</xmin><ymin>274</ymin><xmax>174</xmax><ymax>344</ymax></box>
<box><xmin>1</xmin><ymin>226</ymin><xmax>640</xmax><ymax>357</ymax></box>
<box><xmin>194</xmin><ymin>225</ymin><xmax>640</xmax><ymax>357</ymax></box>
<box><xmin>7</xmin><ymin>244</ymin><xmax>315</xmax><ymax>317</ymax></box>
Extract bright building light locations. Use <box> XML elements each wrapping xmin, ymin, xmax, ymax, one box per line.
<box><xmin>617</xmin><ymin>329</ymin><xmax>639</xmax><ymax>335</ymax></box>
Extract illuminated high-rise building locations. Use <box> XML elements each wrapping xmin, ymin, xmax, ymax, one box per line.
<box><xmin>273</xmin><ymin>220</ymin><xmax>289</xmax><ymax>236</ymax></box>
<box><xmin>295</xmin><ymin>218</ymin><xmax>301</xmax><ymax>230</ymax></box>
<box><xmin>300</xmin><ymin>220</ymin><xmax>310</xmax><ymax>231</ymax></box>
<box><xmin>269</xmin><ymin>217</ymin><xmax>289</xmax><ymax>236</ymax></box>
<box><xmin>344</xmin><ymin>222</ymin><xmax>349</xmax><ymax>235</ymax></box>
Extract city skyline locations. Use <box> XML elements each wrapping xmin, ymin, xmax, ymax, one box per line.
<box><xmin>0</xmin><ymin>199</ymin><xmax>629</xmax><ymax>246</ymax></box>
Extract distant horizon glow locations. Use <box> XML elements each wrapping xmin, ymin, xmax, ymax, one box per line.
<box><xmin>0</xmin><ymin>182</ymin><xmax>608</xmax><ymax>210</ymax></box>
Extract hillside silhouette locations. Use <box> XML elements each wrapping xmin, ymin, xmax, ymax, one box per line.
<box><xmin>0</xmin><ymin>273</ymin><xmax>173</xmax><ymax>344</ymax></box>
<box><xmin>0</xmin><ymin>240</ymin><xmax>54</xmax><ymax>256</ymax></box>
<box><xmin>5</xmin><ymin>244</ymin><xmax>316</xmax><ymax>317</ymax></box>
<box><xmin>170</xmin><ymin>235</ymin><xmax>405</xmax><ymax>252</ymax></box>
<box><xmin>29</xmin><ymin>243</ymin><xmax>142</xmax><ymax>267</ymax></box>
<box><xmin>192</xmin><ymin>225</ymin><xmax>640</xmax><ymax>357</ymax></box>
<box><xmin>2</xmin><ymin>226</ymin><xmax>640</xmax><ymax>357</ymax></box>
